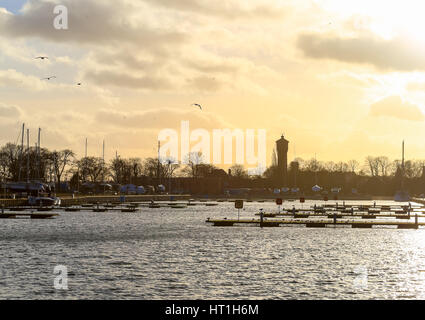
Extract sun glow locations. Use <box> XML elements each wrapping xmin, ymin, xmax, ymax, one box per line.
<box><xmin>319</xmin><ymin>0</ymin><xmax>425</xmax><ymax>41</ymax></box>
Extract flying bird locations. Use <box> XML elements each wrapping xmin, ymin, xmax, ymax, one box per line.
<box><xmin>77</xmin><ymin>83</ymin><xmax>82</xmax><ymax>86</ymax></box>
<box><xmin>192</xmin><ymin>103</ymin><xmax>202</xmax><ymax>110</ymax></box>
<box><xmin>35</xmin><ymin>56</ymin><xmax>49</xmax><ymax>60</ymax></box>
<box><xmin>41</xmin><ymin>76</ymin><xmax>56</xmax><ymax>81</ymax></box>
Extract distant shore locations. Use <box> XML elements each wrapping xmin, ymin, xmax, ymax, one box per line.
<box><xmin>0</xmin><ymin>194</ymin><xmax>412</xmax><ymax>207</ymax></box>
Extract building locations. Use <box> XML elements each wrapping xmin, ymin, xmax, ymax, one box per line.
<box><xmin>276</xmin><ymin>135</ymin><xmax>289</xmax><ymax>186</ymax></box>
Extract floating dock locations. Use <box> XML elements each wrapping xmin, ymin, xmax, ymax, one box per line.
<box><xmin>206</xmin><ymin>217</ymin><xmax>422</xmax><ymax>229</ymax></box>
<box><xmin>0</xmin><ymin>212</ymin><xmax>60</xmax><ymax>219</ymax></box>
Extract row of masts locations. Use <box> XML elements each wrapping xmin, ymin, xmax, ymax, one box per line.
<box><xmin>84</xmin><ymin>137</ymin><xmax>106</xmax><ymax>162</ymax></box>
<box><xmin>18</xmin><ymin>123</ymin><xmax>41</xmax><ymax>183</ymax></box>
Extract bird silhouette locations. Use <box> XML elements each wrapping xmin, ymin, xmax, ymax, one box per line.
<box><xmin>41</xmin><ymin>76</ymin><xmax>56</xmax><ymax>80</ymax></box>
<box><xmin>192</xmin><ymin>103</ymin><xmax>202</xmax><ymax>110</ymax></box>
<box><xmin>35</xmin><ymin>56</ymin><xmax>49</xmax><ymax>60</ymax></box>
<box><xmin>77</xmin><ymin>83</ymin><xmax>82</xmax><ymax>86</ymax></box>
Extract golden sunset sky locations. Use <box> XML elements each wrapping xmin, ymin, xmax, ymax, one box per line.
<box><xmin>1</xmin><ymin>0</ymin><xmax>425</xmax><ymax>168</ymax></box>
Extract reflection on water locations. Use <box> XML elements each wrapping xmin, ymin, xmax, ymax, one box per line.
<box><xmin>1</xmin><ymin>200</ymin><xmax>425</xmax><ymax>299</ymax></box>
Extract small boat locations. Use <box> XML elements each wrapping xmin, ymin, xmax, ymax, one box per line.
<box><xmin>395</xmin><ymin>190</ymin><xmax>410</xmax><ymax>202</ymax></box>
<box><xmin>28</xmin><ymin>196</ymin><xmax>61</xmax><ymax>207</ymax></box>
<box><xmin>312</xmin><ymin>185</ymin><xmax>322</xmax><ymax>192</ymax></box>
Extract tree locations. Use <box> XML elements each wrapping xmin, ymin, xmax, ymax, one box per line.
<box><xmin>109</xmin><ymin>157</ymin><xmax>126</xmax><ymax>184</ymax></box>
<box><xmin>129</xmin><ymin>158</ymin><xmax>143</xmax><ymax>180</ymax></box>
<box><xmin>347</xmin><ymin>160</ymin><xmax>359</xmax><ymax>173</ymax></box>
<box><xmin>162</xmin><ymin>157</ymin><xmax>180</xmax><ymax>179</ymax></box>
<box><xmin>305</xmin><ymin>158</ymin><xmax>321</xmax><ymax>172</ymax></box>
<box><xmin>0</xmin><ymin>143</ymin><xmax>20</xmax><ymax>180</ymax></box>
<box><xmin>77</xmin><ymin>157</ymin><xmax>105</xmax><ymax>183</ymax></box>
<box><xmin>229</xmin><ymin>164</ymin><xmax>248</xmax><ymax>178</ymax></box>
<box><xmin>182</xmin><ymin>152</ymin><xmax>204</xmax><ymax>178</ymax></box>
<box><xmin>375</xmin><ymin>156</ymin><xmax>391</xmax><ymax>177</ymax></box>
<box><xmin>51</xmin><ymin>149</ymin><xmax>75</xmax><ymax>191</ymax></box>
<box><xmin>365</xmin><ymin>156</ymin><xmax>379</xmax><ymax>176</ymax></box>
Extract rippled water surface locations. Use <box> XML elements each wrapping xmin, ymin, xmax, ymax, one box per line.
<box><xmin>1</xmin><ymin>200</ymin><xmax>425</xmax><ymax>300</ymax></box>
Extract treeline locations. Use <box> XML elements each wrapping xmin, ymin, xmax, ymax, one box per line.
<box><xmin>1</xmin><ymin>142</ymin><xmax>424</xmax><ymax>195</ymax></box>
<box><xmin>263</xmin><ymin>157</ymin><xmax>425</xmax><ymax>196</ymax></box>
<box><xmin>0</xmin><ymin>144</ymin><xmax>231</xmax><ymax>188</ymax></box>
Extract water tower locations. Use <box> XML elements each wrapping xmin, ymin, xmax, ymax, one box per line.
<box><xmin>276</xmin><ymin>135</ymin><xmax>289</xmax><ymax>186</ymax></box>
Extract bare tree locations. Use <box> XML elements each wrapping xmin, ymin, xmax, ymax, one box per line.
<box><xmin>52</xmin><ymin>149</ymin><xmax>75</xmax><ymax>191</ymax></box>
<box><xmin>78</xmin><ymin>157</ymin><xmax>105</xmax><ymax>183</ymax></box>
<box><xmin>229</xmin><ymin>164</ymin><xmax>248</xmax><ymax>178</ymax></box>
<box><xmin>182</xmin><ymin>152</ymin><xmax>204</xmax><ymax>178</ymax></box>
<box><xmin>365</xmin><ymin>156</ymin><xmax>379</xmax><ymax>176</ymax></box>
<box><xmin>375</xmin><ymin>156</ymin><xmax>391</xmax><ymax>177</ymax></box>
<box><xmin>347</xmin><ymin>160</ymin><xmax>359</xmax><ymax>173</ymax></box>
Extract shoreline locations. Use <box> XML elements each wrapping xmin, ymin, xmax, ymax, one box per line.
<box><xmin>0</xmin><ymin>194</ymin><xmax>417</xmax><ymax>207</ymax></box>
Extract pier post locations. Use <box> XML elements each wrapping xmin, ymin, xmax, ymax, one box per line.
<box><xmin>351</xmin><ymin>207</ymin><xmax>354</xmax><ymax>216</ymax></box>
<box><xmin>1</xmin><ymin>204</ymin><xmax>3</xmax><ymax>214</ymax></box>
<box><xmin>415</xmin><ymin>214</ymin><xmax>418</xmax><ymax>227</ymax></box>
<box><xmin>260</xmin><ymin>210</ymin><xmax>264</xmax><ymax>228</ymax></box>
<box><xmin>333</xmin><ymin>211</ymin><xmax>337</xmax><ymax>225</ymax></box>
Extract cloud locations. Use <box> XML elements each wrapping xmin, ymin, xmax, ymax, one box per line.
<box><xmin>297</xmin><ymin>33</ymin><xmax>425</xmax><ymax>71</ymax></box>
<box><xmin>369</xmin><ymin>96</ymin><xmax>424</xmax><ymax>121</ymax></box>
<box><xmin>95</xmin><ymin>107</ymin><xmax>231</xmax><ymax>130</ymax></box>
<box><xmin>0</xmin><ymin>0</ymin><xmax>186</xmax><ymax>47</ymax></box>
<box><xmin>141</xmin><ymin>0</ymin><xmax>287</xmax><ymax>20</ymax></box>
<box><xmin>407</xmin><ymin>82</ymin><xmax>425</xmax><ymax>91</ymax></box>
<box><xmin>0</xmin><ymin>69</ymin><xmax>48</xmax><ymax>91</ymax></box>
<box><xmin>0</xmin><ymin>103</ymin><xmax>21</xmax><ymax>118</ymax></box>
<box><xmin>84</xmin><ymin>69</ymin><xmax>173</xmax><ymax>90</ymax></box>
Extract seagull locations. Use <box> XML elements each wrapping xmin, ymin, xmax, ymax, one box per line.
<box><xmin>192</xmin><ymin>103</ymin><xmax>202</xmax><ymax>110</ymax></box>
<box><xmin>35</xmin><ymin>56</ymin><xmax>49</xmax><ymax>60</ymax></box>
<box><xmin>41</xmin><ymin>76</ymin><xmax>56</xmax><ymax>81</ymax></box>
<box><xmin>77</xmin><ymin>83</ymin><xmax>82</xmax><ymax>86</ymax></box>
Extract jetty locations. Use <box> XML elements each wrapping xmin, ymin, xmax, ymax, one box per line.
<box><xmin>206</xmin><ymin>201</ymin><xmax>425</xmax><ymax>230</ymax></box>
<box><xmin>0</xmin><ymin>212</ymin><xmax>59</xmax><ymax>219</ymax></box>
<box><xmin>206</xmin><ymin>217</ymin><xmax>422</xmax><ymax>229</ymax></box>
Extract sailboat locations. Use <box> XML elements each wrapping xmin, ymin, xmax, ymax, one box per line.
<box><xmin>312</xmin><ymin>154</ymin><xmax>322</xmax><ymax>192</ymax></box>
<box><xmin>8</xmin><ymin>124</ymin><xmax>61</xmax><ymax>206</ymax></box>
<box><xmin>394</xmin><ymin>140</ymin><xmax>410</xmax><ymax>202</ymax></box>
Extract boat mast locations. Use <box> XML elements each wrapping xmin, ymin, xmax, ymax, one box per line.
<box><xmin>26</xmin><ymin>129</ymin><xmax>30</xmax><ymax>183</ymax></box>
<box><xmin>294</xmin><ymin>143</ymin><xmax>297</xmax><ymax>188</ymax></box>
<box><xmin>37</xmin><ymin>128</ymin><xmax>41</xmax><ymax>180</ymax></box>
<box><xmin>157</xmin><ymin>140</ymin><xmax>161</xmax><ymax>183</ymax></box>
<box><xmin>102</xmin><ymin>140</ymin><xmax>105</xmax><ymax>183</ymax></box>
<box><xmin>401</xmin><ymin>140</ymin><xmax>405</xmax><ymax>190</ymax></box>
<box><xmin>18</xmin><ymin>123</ymin><xmax>25</xmax><ymax>181</ymax></box>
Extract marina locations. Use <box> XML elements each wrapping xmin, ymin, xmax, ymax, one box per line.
<box><xmin>206</xmin><ymin>200</ymin><xmax>425</xmax><ymax>230</ymax></box>
<box><xmin>2</xmin><ymin>199</ymin><xmax>425</xmax><ymax>299</ymax></box>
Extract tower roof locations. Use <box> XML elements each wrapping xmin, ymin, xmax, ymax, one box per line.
<box><xmin>276</xmin><ymin>134</ymin><xmax>289</xmax><ymax>144</ymax></box>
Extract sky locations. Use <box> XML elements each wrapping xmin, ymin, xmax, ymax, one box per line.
<box><xmin>1</xmin><ymin>0</ymin><xmax>425</xmax><ymax>169</ymax></box>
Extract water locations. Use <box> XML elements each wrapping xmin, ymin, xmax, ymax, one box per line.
<box><xmin>1</xmin><ymin>200</ymin><xmax>425</xmax><ymax>300</ymax></box>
